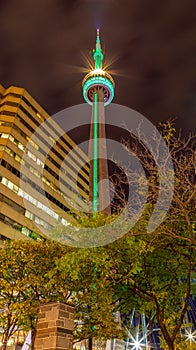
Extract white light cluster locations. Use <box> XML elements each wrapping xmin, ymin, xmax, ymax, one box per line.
<box><xmin>129</xmin><ymin>332</ymin><xmax>146</xmax><ymax>350</ymax></box>
<box><xmin>185</xmin><ymin>329</ymin><xmax>196</xmax><ymax>343</ymax></box>
<box><xmin>90</xmin><ymin>68</ymin><xmax>105</xmax><ymax>75</ymax></box>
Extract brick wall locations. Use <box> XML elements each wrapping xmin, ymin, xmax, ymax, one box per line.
<box><xmin>34</xmin><ymin>302</ymin><xmax>74</xmax><ymax>350</ymax></box>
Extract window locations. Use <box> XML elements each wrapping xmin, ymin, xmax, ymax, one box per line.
<box><xmin>21</xmin><ymin>227</ymin><xmax>31</xmax><ymax>236</ymax></box>
<box><xmin>0</xmin><ymin>122</ymin><xmax>13</xmax><ymax>127</ymax></box>
<box><xmin>0</xmin><ymin>101</ymin><xmax>19</xmax><ymax>107</ymax></box>
<box><xmin>0</xmin><ymin>110</ymin><xmax>15</xmax><ymax>116</ymax></box>
<box><xmin>26</xmin><ymin>136</ymin><xmax>39</xmax><ymax>150</ymax></box>
<box><xmin>27</xmin><ymin>150</ymin><xmax>36</xmax><ymax>161</ymax></box>
<box><xmin>15</xmin><ymin>154</ymin><xmax>24</xmax><ymax>165</ymax></box>
<box><xmin>7</xmin><ymin>181</ymin><xmax>14</xmax><ymax>190</ymax></box>
<box><xmin>13</xmin><ymin>184</ymin><xmax>18</xmax><ymax>193</ymax></box>
<box><xmin>18</xmin><ymin>142</ymin><xmax>25</xmax><ymax>151</ymax></box>
<box><xmin>25</xmin><ymin>210</ymin><xmax>34</xmax><ymax>220</ymax></box>
<box><xmin>30</xmin><ymin>166</ymin><xmax>41</xmax><ymax>178</ymax></box>
<box><xmin>0</xmin><ymin>133</ymin><xmax>9</xmax><ymax>138</ymax></box>
<box><xmin>9</xmin><ymin>135</ymin><xmax>14</xmax><ymax>142</ymax></box>
<box><xmin>6</xmin><ymin>148</ymin><xmax>14</xmax><ymax>157</ymax></box>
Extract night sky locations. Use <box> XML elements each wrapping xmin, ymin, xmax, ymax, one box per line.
<box><xmin>0</xmin><ymin>0</ymin><xmax>195</xmax><ymax>136</ymax></box>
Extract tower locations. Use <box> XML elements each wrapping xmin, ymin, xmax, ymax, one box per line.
<box><xmin>82</xmin><ymin>29</ymin><xmax>115</xmax><ymax>215</ymax></box>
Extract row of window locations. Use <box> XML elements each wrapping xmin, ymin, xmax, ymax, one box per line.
<box><xmin>0</xmin><ymin>193</ymin><xmax>52</xmax><ymax>231</ymax></box>
<box><xmin>0</xmin><ymin>212</ymin><xmax>41</xmax><ymax>240</ymax></box>
<box><xmin>0</xmin><ymin>144</ymin><xmax>86</xmax><ymax>204</ymax></box>
<box><xmin>0</xmin><ymin>100</ymin><xmax>19</xmax><ymax>108</ymax></box>
<box><xmin>25</xmin><ymin>210</ymin><xmax>52</xmax><ymax>230</ymax></box>
<box><xmin>25</xmin><ymin>210</ymin><xmax>52</xmax><ymax>231</ymax></box>
<box><xmin>0</xmin><ymin>132</ymin><xmax>44</xmax><ymax>166</ymax></box>
<box><xmin>0</xmin><ymin>121</ymin><xmax>14</xmax><ymax>127</ymax></box>
<box><xmin>0</xmin><ymin>110</ymin><xmax>15</xmax><ymax>116</ymax></box>
<box><xmin>0</xmin><ymin>175</ymin><xmax>70</xmax><ymax>225</ymax></box>
<box><xmin>1</xmin><ymin>160</ymin><xmax>69</xmax><ymax>220</ymax></box>
<box><xmin>0</xmin><ymin>145</ymin><xmax>70</xmax><ymax>198</ymax></box>
<box><xmin>0</xmin><ymin>193</ymin><xmax>25</xmax><ymax>214</ymax></box>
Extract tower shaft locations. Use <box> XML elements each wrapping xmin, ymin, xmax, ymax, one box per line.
<box><xmin>88</xmin><ymin>88</ymin><xmax>111</xmax><ymax>215</ymax></box>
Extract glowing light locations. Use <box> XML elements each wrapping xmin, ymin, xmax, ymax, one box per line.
<box><xmin>125</xmin><ymin>310</ymin><xmax>161</xmax><ymax>350</ymax></box>
<box><xmin>129</xmin><ymin>332</ymin><xmax>146</xmax><ymax>350</ymax></box>
<box><xmin>83</xmin><ymin>75</ymin><xmax>114</xmax><ymax>106</ymax></box>
<box><xmin>90</xmin><ymin>68</ymin><xmax>105</xmax><ymax>75</ymax></box>
<box><xmin>7</xmin><ymin>339</ymin><xmax>13</xmax><ymax>346</ymax></box>
<box><xmin>185</xmin><ymin>329</ymin><xmax>196</xmax><ymax>343</ymax></box>
<box><xmin>93</xmin><ymin>29</ymin><xmax>103</xmax><ymax>69</ymax></box>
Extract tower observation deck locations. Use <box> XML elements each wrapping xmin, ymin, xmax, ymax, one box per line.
<box><xmin>82</xmin><ymin>30</ymin><xmax>115</xmax><ymax>215</ymax></box>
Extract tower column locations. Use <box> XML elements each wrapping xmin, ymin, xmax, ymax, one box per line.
<box><xmin>89</xmin><ymin>88</ymin><xmax>111</xmax><ymax>215</ymax></box>
<box><xmin>82</xmin><ymin>30</ymin><xmax>115</xmax><ymax>217</ymax></box>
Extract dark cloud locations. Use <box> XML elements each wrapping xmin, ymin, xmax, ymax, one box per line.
<box><xmin>0</xmin><ymin>0</ymin><xmax>195</xmax><ymax>134</ymax></box>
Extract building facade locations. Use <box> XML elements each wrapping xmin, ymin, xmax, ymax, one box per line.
<box><xmin>0</xmin><ymin>84</ymin><xmax>89</xmax><ymax>241</ymax></box>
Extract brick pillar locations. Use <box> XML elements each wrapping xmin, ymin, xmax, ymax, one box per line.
<box><xmin>34</xmin><ymin>302</ymin><xmax>74</xmax><ymax>350</ymax></box>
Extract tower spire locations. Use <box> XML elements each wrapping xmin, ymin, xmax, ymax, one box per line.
<box><xmin>93</xmin><ymin>29</ymin><xmax>104</xmax><ymax>69</ymax></box>
<box><xmin>82</xmin><ymin>29</ymin><xmax>114</xmax><ymax>107</ymax></box>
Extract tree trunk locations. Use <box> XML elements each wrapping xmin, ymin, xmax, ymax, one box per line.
<box><xmin>148</xmin><ymin>318</ymin><xmax>154</xmax><ymax>349</ymax></box>
<box><xmin>30</xmin><ymin>315</ymin><xmax>38</xmax><ymax>350</ymax></box>
<box><xmin>159</xmin><ymin>326</ymin><xmax>175</xmax><ymax>350</ymax></box>
<box><xmin>159</xmin><ymin>323</ymin><xmax>175</xmax><ymax>350</ymax></box>
<box><xmin>88</xmin><ymin>337</ymin><xmax>93</xmax><ymax>350</ymax></box>
<box><xmin>1</xmin><ymin>332</ymin><xmax>10</xmax><ymax>350</ymax></box>
<box><xmin>0</xmin><ymin>344</ymin><xmax>7</xmax><ymax>350</ymax></box>
<box><xmin>0</xmin><ymin>339</ymin><xmax>8</xmax><ymax>350</ymax></box>
<box><xmin>166</xmin><ymin>340</ymin><xmax>175</xmax><ymax>350</ymax></box>
<box><xmin>31</xmin><ymin>328</ymin><xmax>37</xmax><ymax>350</ymax></box>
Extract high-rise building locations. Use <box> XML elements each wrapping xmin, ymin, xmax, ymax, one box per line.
<box><xmin>82</xmin><ymin>29</ymin><xmax>115</xmax><ymax>215</ymax></box>
<box><xmin>0</xmin><ymin>84</ymin><xmax>89</xmax><ymax>242</ymax></box>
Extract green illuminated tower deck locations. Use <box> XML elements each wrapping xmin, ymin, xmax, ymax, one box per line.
<box><xmin>82</xmin><ymin>30</ymin><xmax>115</xmax><ymax>215</ymax></box>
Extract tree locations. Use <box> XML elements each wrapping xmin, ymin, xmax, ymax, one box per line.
<box><xmin>112</xmin><ymin>123</ymin><xmax>196</xmax><ymax>349</ymax></box>
<box><xmin>51</xmin><ymin>213</ymin><xmax>149</xmax><ymax>347</ymax></box>
<box><xmin>0</xmin><ymin>240</ymin><xmax>70</xmax><ymax>350</ymax></box>
<box><xmin>120</xmin><ymin>122</ymin><xmax>195</xmax><ymax>247</ymax></box>
<box><xmin>50</xmin><ymin>123</ymin><xmax>195</xmax><ymax>349</ymax></box>
<box><xmin>51</xmin><ymin>241</ymin><xmax>127</xmax><ymax>347</ymax></box>
<box><xmin>54</xmin><ymin>228</ymin><xmax>195</xmax><ymax>350</ymax></box>
<box><xmin>112</xmin><ymin>234</ymin><xmax>196</xmax><ymax>350</ymax></box>
<box><xmin>1</xmin><ymin>123</ymin><xmax>193</xmax><ymax>349</ymax></box>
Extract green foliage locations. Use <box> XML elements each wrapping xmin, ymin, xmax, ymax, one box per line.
<box><xmin>51</xmin><ymin>203</ymin><xmax>195</xmax><ymax>349</ymax></box>
<box><xmin>51</xmin><ymin>214</ymin><xmax>148</xmax><ymax>342</ymax></box>
<box><xmin>159</xmin><ymin>331</ymin><xmax>196</xmax><ymax>350</ymax></box>
<box><xmin>0</xmin><ymin>240</ymin><xmax>69</xmax><ymax>348</ymax></box>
